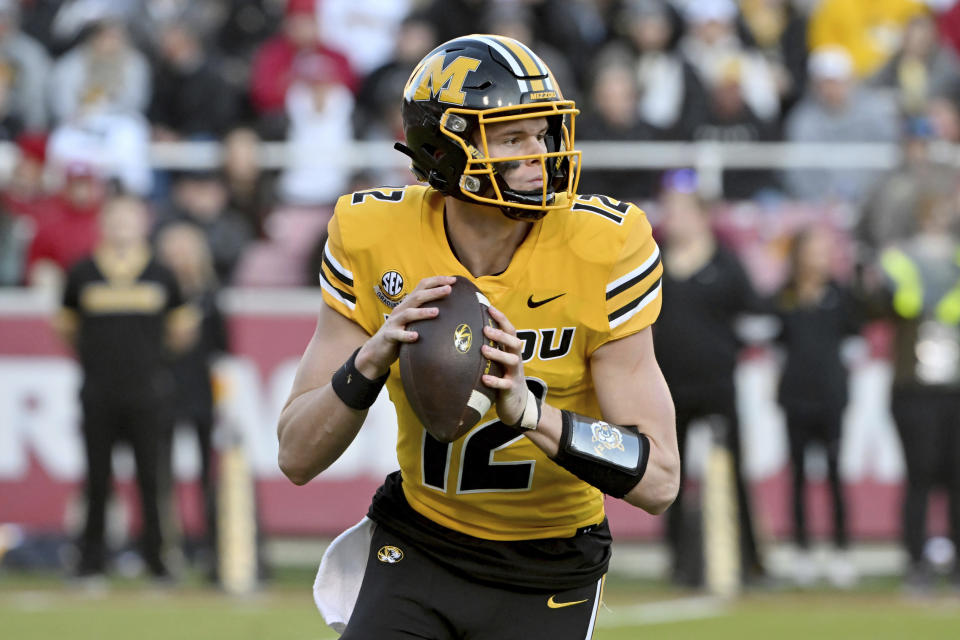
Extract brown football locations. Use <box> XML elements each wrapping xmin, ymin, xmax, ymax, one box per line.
<box><xmin>399</xmin><ymin>276</ymin><xmax>503</xmax><ymax>442</ymax></box>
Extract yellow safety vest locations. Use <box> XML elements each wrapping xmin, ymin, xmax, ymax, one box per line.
<box><xmin>880</xmin><ymin>247</ymin><xmax>960</xmax><ymax>325</ymax></box>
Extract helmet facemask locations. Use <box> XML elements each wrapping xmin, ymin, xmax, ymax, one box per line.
<box><xmin>440</xmin><ymin>102</ymin><xmax>581</xmax><ymax>221</ymax></box>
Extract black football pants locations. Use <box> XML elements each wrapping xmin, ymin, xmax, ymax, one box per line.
<box><xmin>784</xmin><ymin>404</ymin><xmax>848</xmax><ymax>549</ymax></box>
<box><xmin>340</xmin><ymin>524</ymin><xmax>604</xmax><ymax>640</ymax></box>
<box><xmin>891</xmin><ymin>388</ymin><xmax>960</xmax><ymax>566</ymax></box>
<box><xmin>78</xmin><ymin>393</ymin><xmax>172</xmax><ymax>575</ymax></box>
<box><xmin>666</xmin><ymin>385</ymin><xmax>764</xmax><ymax>582</ymax></box>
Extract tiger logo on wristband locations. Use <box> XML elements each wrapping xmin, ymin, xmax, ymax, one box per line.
<box><xmin>590</xmin><ymin>421</ymin><xmax>626</xmax><ymax>456</ymax></box>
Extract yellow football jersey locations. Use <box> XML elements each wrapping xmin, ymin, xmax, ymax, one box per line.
<box><xmin>319</xmin><ymin>185</ymin><xmax>662</xmax><ymax>541</ymax></box>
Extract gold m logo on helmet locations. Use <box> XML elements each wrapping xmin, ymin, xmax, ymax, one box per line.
<box><xmin>410</xmin><ymin>54</ymin><xmax>481</xmax><ymax>105</ymax></box>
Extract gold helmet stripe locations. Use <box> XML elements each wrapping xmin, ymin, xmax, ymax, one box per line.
<box><xmin>473</xmin><ymin>34</ymin><xmax>530</xmax><ymax>94</ymax></box>
<box><xmin>493</xmin><ymin>34</ymin><xmax>549</xmax><ymax>76</ymax></box>
<box><xmin>492</xmin><ymin>35</ymin><xmax>547</xmax><ymax>92</ymax></box>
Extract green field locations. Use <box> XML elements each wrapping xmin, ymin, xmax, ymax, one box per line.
<box><xmin>3</xmin><ymin>571</ymin><xmax>960</xmax><ymax>639</ymax></box>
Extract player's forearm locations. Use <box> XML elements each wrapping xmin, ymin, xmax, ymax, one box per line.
<box><xmin>277</xmin><ymin>385</ymin><xmax>366</xmax><ymax>485</ymax></box>
<box><xmin>525</xmin><ymin>401</ymin><xmax>679</xmax><ymax>514</ymax></box>
<box><xmin>621</xmin><ymin>435</ymin><xmax>680</xmax><ymax>514</ymax></box>
<box><xmin>522</xmin><ymin>403</ymin><xmax>562</xmax><ymax>455</ymax></box>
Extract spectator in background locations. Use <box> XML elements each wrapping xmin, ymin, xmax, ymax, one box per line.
<box><xmin>679</xmin><ymin>0</ymin><xmax>781</xmax><ymax>124</ymax></box>
<box><xmin>858</xmin><ymin>116</ymin><xmax>956</xmax><ymax>254</ymax></box>
<box><xmin>55</xmin><ymin>193</ymin><xmax>197</xmax><ymax>582</ymax></box>
<box><xmin>2</xmin><ymin>133</ymin><xmax>49</xmax><ymax>220</ymax></box>
<box><xmin>351</xmin><ymin>10</ymin><xmax>432</xmax><ymax>190</ymax></box>
<box><xmin>158</xmin><ymin>171</ymin><xmax>254</xmax><ymax>284</ymax></box>
<box><xmin>48</xmin><ymin>19</ymin><xmax>151</xmax><ymax>124</ymax></box>
<box><xmin>652</xmin><ymin>169</ymin><xmax>768</xmax><ymax>587</ymax></box>
<box><xmin>0</xmin><ymin>204</ymin><xmax>29</xmax><ymax>285</ymax></box>
<box><xmin>156</xmin><ymin>221</ymin><xmax>228</xmax><ymax>581</ymax></box>
<box><xmin>420</xmin><ymin>0</ymin><xmax>486</xmax><ymax>45</ymax></box>
<box><xmin>774</xmin><ymin>226</ymin><xmax>862</xmax><ymax>588</ymax></box>
<box><xmin>783</xmin><ymin>46</ymin><xmax>899</xmax><ymax>203</ymax></box>
<box><xmin>577</xmin><ymin>53</ymin><xmax>660</xmax><ymax>201</ymax></box>
<box><xmin>606</xmin><ymin>0</ymin><xmax>708</xmax><ymax>140</ymax></box>
<box><xmin>221</xmin><ymin>127</ymin><xmax>276</xmax><ymax>239</ymax></box>
<box><xmin>278</xmin><ymin>52</ymin><xmax>355</xmax><ymax>207</ymax></box>
<box><xmin>871</xmin><ymin>12</ymin><xmax>960</xmax><ymax>116</ymax></box>
<box><xmin>737</xmin><ymin>0</ymin><xmax>810</xmax><ymax>114</ymax></box>
<box><xmin>0</xmin><ymin>58</ymin><xmax>24</xmax><ymax>140</ymax></box>
<box><xmin>0</xmin><ymin>134</ymin><xmax>44</xmax><ymax>284</ymax></box>
<box><xmin>863</xmin><ymin>193</ymin><xmax>960</xmax><ymax>593</ymax></box>
<box><xmin>0</xmin><ymin>0</ymin><xmax>51</xmax><ymax>132</ymax></box>
<box><xmin>319</xmin><ymin>0</ymin><xmax>411</xmax><ymax>77</ymax></box>
<box><xmin>483</xmin><ymin>2</ymin><xmax>581</xmax><ymax>102</ymax></box>
<box><xmin>354</xmin><ymin>11</ymin><xmax>435</xmax><ymax>143</ymax></box>
<box><xmin>938</xmin><ymin>0</ymin><xmax>960</xmax><ymax>59</ymax></box>
<box><xmin>926</xmin><ymin>93</ymin><xmax>960</xmax><ymax>142</ymax></box>
<box><xmin>691</xmin><ymin>55</ymin><xmax>782</xmax><ymax>200</ymax></box>
<box><xmin>26</xmin><ymin>162</ymin><xmax>105</xmax><ymax>290</ymax></box>
<box><xmin>46</xmin><ymin>96</ymin><xmax>154</xmax><ymax>196</ymax></box>
<box><xmin>149</xmin><ymin>20</ymin><xmax>241</xmax><ymax>140</ymax></box>
<box><xmin>808</xmin><ymin>0</ymin><xmax>928</xmax><ymax>79</ymax></box>
<box><xmin>533</xmin><ymin>0</ymin><xmax>619</xmax><ymax>90</ymax></box>
<box><xmin>215</xmin><ymin>0</ymin><xmax>283</xmax><ymax>64</ymax></box>
<box><xmin>249</xmin><ymin>0</ymin><xmax>354</xmax><ymax>139</ymax></box>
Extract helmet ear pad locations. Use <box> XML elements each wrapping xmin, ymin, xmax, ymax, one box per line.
<box><xmin>401</xmin><ymin>100</ymin><xmax>470</xmax><ymax>196</ymax></box>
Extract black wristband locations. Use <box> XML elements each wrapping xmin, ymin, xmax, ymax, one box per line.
<box><xmin>331</xmin><ymin>348</ymin><xmax>389</xmax><ymax>411</ymax></box>
<box><xmin>553</xmin><ymin>410</ymin><xmax>649</xmax><ymax>498</ymax></box>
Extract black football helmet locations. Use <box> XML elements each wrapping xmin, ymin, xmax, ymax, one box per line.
<box><xmin>395</xmin><ymin>34</ymin><xmax>580</xmax><ymax>221</ymax></box>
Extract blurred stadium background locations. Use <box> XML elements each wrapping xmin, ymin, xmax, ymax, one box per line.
<box><xmin>4</xmin><ymin>0</ymin><xmax>960</xmax><ymax>637</ymax></box>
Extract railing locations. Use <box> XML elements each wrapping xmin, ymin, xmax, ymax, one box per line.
<box><xmin>6</xmin><ymin>139</ymin><xmax>957</xmax><ymax>200</ymax></box>
<box><xmin>149</xmin><ymin>140</ymin><xmax>960</xmax><ymax>200</ymax></box>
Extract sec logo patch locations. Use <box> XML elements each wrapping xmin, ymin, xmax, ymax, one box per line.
<box><xmin>377</xmin><ymin>545</ymin><xmax>404</xmax><ymax>563</ymax></box>
<box><xmin>375</xmin><ymin>270</ymin><xmax>405</xmax><ymax>308</ymax></box>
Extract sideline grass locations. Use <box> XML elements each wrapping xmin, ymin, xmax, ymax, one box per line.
<box><xmin>3</xmin><ymin>571</ymin><xmax>960</xmax><ymax>639</ymax></box>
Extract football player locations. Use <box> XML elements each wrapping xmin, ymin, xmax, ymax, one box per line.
<box><xmin>278</xmin><ymin>34</ymin><xmax>679</xmax><ymax>639</ymax></box>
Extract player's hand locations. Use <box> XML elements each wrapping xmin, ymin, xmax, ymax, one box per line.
<box><xmin>480</xmin><ymin>306</ymin><xmax>528</xmax><ymax>426</ymax></box>
<box><xmin>355</xmin><ymin>275</ymin><xmax>455</xmax><ymax>378</ymax></box>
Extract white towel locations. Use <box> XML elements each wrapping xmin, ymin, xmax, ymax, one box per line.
<box><xmin>313</xmin><ymin>517</ymin><xmax>375</xmax><ymax>633</ymax></box>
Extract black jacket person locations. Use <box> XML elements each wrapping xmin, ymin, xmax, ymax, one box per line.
<box><xmin>55</xmin><ymin>194</ymin><xmax>197</xmax><ymax>579</ymax></box>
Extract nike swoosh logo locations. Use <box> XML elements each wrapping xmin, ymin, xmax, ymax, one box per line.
<box><xmin>527</xmin><ymin>293</ymin><xmax>566</xmax><ymax>308</ymax></box>
<box><xmin>547</xmin><ymin>595</ymin><xmax>589</xmax><ymax>609</ymax></box>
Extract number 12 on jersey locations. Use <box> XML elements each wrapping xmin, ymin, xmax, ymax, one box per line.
<box><xmin>421</xmin><ymin>379</ymin><xmax>547</xmax><ymax>493</ymax></box>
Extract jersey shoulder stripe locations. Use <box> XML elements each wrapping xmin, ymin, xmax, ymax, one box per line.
<box><xmin>606</xmin><ymin>244</ymin><xmax>661</xmax><ymax>300</ymax></box>
<box><xmin>322</xmin><ymin>241</ymin><xmax>353</xmax><ymax>287</ymax></box>
<box><xmin>319</xmin><ymin>249</ymin><xmax>357</xmax><ymax>310</ymax></box>
<box><xmin>609</xmin><ymin>277</ymin><xmax>662</xmax><ymax>329</ymax></box>
<box><xmin>573</xmin><ymin>197</ymin><xmax>662</xmax><ymax>337</ymax></box>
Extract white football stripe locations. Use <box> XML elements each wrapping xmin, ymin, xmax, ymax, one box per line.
<box><xmin>319</xmin><ymin>277</ymin><xmax>356</xmax><ymax>310</ymax></box>
<box><xmin>475</xmin><ymin>292</ymin><xmax>492</xmax><ymax>307</ymax></box>
<box><xmin>606</xmin><ymin>244</ymin><xmax>661</xmax><ymax>295</ymax></box>
<box><xmin>473</xmin><ymin>35</ymin><xmax>530</xmax><ymax>94</ymax></box>
<box><xmin>323</xmin><ymin>241</ymin><xmax>354</xmax><ymax>282</ymax></box>
<box><xmin>583</xmin><ymin>577</ymin><xmax>604</xmax><ymax>639</ymax></box>
<box><xmin>514</xmin><ymin>39</ymin><xmax>549</xmax><ymax>76</ymax></box>
<box><xmin>609</xmin><ymin>281</ymin><xmax>661</xmax><ymax>330</ymax></box>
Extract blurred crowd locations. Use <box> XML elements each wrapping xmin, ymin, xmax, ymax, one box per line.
<box><xmin>0</xmin><ymin>0</ymin><xmax>958</xmax><ymax>290</ymax></box>
<box><xmin>1</xmin><ymin>0</ymin><xmax>959</xmax><ymax>593</ymax></box>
